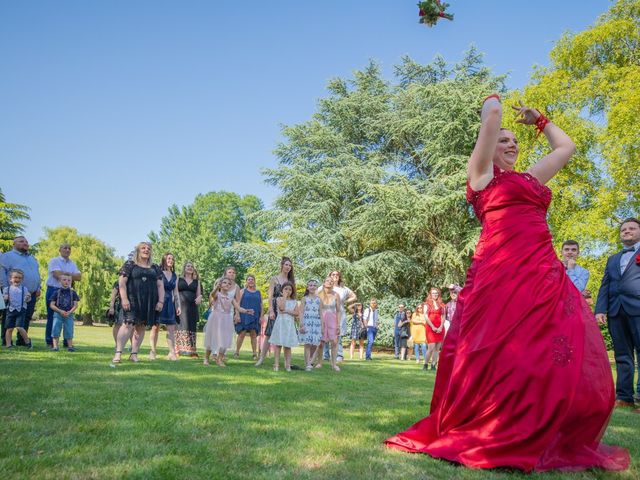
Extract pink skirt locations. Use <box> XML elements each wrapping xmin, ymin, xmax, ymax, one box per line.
<box><xmin>322</xmin><ymin>311</ymin><xmax>339</xmax><ymax>342</ymax></box>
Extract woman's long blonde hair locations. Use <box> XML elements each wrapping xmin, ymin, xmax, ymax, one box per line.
<box><xmin>133</xmin><ymin>242</ymin><xmax>152</xmax><ymax>266</ymax></box>
<box><xmin>318</xmin><ymin>276</ymin><xmax>335</xmax><ymax>304</ymax></box>
<box><xmin>181</xmin><ymin>261</ymin><xmax>199</xmax><ymax>279</ymax></box>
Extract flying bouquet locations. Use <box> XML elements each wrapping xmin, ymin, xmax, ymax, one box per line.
<box><xmin>418</xmin><ymin>0</ymin><xmax>454</xmax><ymax>27</ymax></box>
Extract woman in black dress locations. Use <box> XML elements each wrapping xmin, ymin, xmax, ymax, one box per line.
<box><xmin>112</xmin><ymin>242</ymin><xmax>164</xmax><ymax>363</ymax></box>
<box><xmin>175</xmin><ymin>261</ymin><xmax>202</xmax><ymax>357</ymax></box>
<box><xmin>255</xmin><ymin>256</ymin><xmax>295</xmax><ymax>367</ymax></box>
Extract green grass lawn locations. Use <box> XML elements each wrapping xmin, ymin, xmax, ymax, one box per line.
<box><xmin>1</xmin><ymin>322</ymin><xmax>638</xmax><ymax>480</ymax></box>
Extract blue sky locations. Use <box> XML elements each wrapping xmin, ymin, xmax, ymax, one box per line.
<box><xmin>0</xmin><ymin>0</ymin><xmax>613</xmax><ymax>256</ymax></box>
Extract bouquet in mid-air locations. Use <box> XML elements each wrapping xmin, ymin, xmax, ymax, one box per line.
<box><xmin>417</xmin><ymin>0</ymin><xmax>454</xmax><ymax>27</ymax></box>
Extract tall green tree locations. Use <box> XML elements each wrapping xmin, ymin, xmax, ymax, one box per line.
<box><xmin>149</xmin><ymin>191</ymin><xmax>266</xmax><ymax>291</ymax></box>
<box><xmin>35</xmin><ymin>226</ymin><xmax>121</xmax><ymax>323</ymax></box>
<box><xmin>235</xmin><ymin>49</ymin><xmax>506</xmax><ymax>303</ymax></box>
<box><xmin>0</xmin><ymin>188</ymin><xmax>30</xmax><ymax>252</ymax></box>
<box><xmin>509</xmin><ymin>0</ymin><xmax>639</xmax><ymax>294</ymax></box>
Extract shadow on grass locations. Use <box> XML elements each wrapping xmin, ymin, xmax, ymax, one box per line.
<box><xmin>1</xmin><ymin>326</ymin><xmax>638</xmax><ymax>480</ymax></box>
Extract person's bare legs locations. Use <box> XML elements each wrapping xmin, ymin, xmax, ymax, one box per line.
<box><xmin>433</xmin><ymin>342</ymin><xmax>443</xmax><ymax>368</ymax></box>
<box><xmin>255</xmin><ymin>335</ymin><xmax>270</xmax><ymax>366</ymax></box>
<box><xmin>350</xmin><ymin>340</ymin><xmax>355</xmax><ymax>359</ymax></box>
<box><xmin>249</xmin><ymin>331</ymin><xmax>258</xmax><ymax>358</ymax></box>
<box><xmin>284</xmin><ymin>347</ymin><xmax>292</xmax><ymax>371</ymax></box>
<box><xmin>149</xmin><ymin>324</ymin><xmax>159</xmax><ymax>359</ymax></box>
<box><xmin>273</xmin><ymin>345</ymin><xmax>281</xmax><ymax>371</ymax></box>
<box><xmin>400</xmin><ymin>347</ymin><xmax>407</xmax><ymax>360</ymax></box>
<box><xmin>166</xmin><ymin>324</ymin><xmax>177</xmax><ymax>360</ymax></box>
<box><xmin>216</xmin><ymin>348</ymin><xmax>226</xmax><ymax>367</ymax></box>
<box><xmin>304</xmin><ymin>344</ymin><xmax>311</xmax><ymax>367</ymax></box>
<box><xmin>204</xmin><ymin>348</ymin><xmax>211</xmax><ymax>365</ymax></box>
<box><xmin>359</xmin><ymin>339</ymin><xmax>365</xmax><ymax>359</ymax></box>
<box><xmin>315</xmin><ymin>341</ymin><xmax>324</xmax><ymax>368</ymax></box>
<box><xmin>112</xmin><ymin>324</ymin><xmax>119</xmax><ymax>344</ymax></box>
<box><xmin>130</xmin><ymin>324</ymin><xmax>145</xmax><ymax>361</ymax></box>
<box><xmin>235</xmin><ymin>331</ymin><xmax>246</xmax><ymax>357</ymax></box>
<box><xmin>331</xmin><ymin>340</ymin><xmax>339</xmax><ymax>371</ymax></box>
<box><xmin>113</xmin><ymin>323</ymin><xmax>133</xmax><ymax>362</ymax></box>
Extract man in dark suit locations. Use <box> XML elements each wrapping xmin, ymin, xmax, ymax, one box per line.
<box><xmin>596</xmin><ymin>218</ymin><xmax>640</xmax><ymax>410</ymax></box>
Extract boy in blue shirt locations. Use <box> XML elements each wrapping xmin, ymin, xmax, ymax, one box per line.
<box><xmin>2</xmin><ymin>269</ymin><xmax>33</xmax><ymax>348</ymax></box>
<box><xmin>49</xmin><ymin>273</ymin><xmax>80</xmax><ymax>352</ymax></box>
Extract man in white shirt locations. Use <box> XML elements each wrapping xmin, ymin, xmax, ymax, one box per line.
<box><xmin>45</xmin><ymin>243</ymin><xmax>81</xmax><ymax>347</ymax></box>
<box><xmin>363</xmin><ymin>298</ymin><xmax>379</xmax><ymax>360</ymax></box>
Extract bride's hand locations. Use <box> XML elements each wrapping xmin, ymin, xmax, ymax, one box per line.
<box><xmin>512</xmin><ymin>101</ymin><xmax>541</xmax><ymax>125</ymax></box>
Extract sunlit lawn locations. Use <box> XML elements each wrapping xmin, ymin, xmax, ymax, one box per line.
<box><xmin>0</xmin><ymin>322</ymin><xmax>637</xmax><ymax>479</ymax></box>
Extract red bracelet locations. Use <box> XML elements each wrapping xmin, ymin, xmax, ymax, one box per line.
<box><xmin>483</xmin><ymin>93</ymin><xmax>501</xmax><ymax>103</ymax></box>
<box><xmin>535</xmin><ymin>109</ymin><xmax>550</xmax><ymax>137</ymax></box>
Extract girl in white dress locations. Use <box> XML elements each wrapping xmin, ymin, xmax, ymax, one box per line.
<box><xmin>204</xmin><ymin>277</ymin><xmax>252</xmax><ymax>367</ymax></box>
<box><xmin>268</xmin><ymin>282</ymin><xmax>299</xmax><ymax>371</ymax></box>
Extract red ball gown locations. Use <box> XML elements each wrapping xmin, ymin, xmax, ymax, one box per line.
<box><xmin>385</xmin><ymin>167</ymin><xmax>629</xmax><ymax>472</ymax></box>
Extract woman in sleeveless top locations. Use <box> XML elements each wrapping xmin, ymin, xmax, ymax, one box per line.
<box><xmin>150</xmin><ymin>253</ymin><xmax>181</xmax><ymax>361</ymax></box>
<box><xmin>176</xmin><ymin>262</ymin><xmax>202</xmax><ymax>357</ymax></box>
<box><xmin>316</xmin><ymin>276</ymin><xmax>342</xmax><ymax>372</ymax></box>
<box><xmin>255</xmin><ymin>257</ymin><xmax>295</xmax><ymax>367</ymax></box>
<box><xmin>234</xmin><ymin>274</ymin><xmax>263</xmax><ymax>359</ymax></box>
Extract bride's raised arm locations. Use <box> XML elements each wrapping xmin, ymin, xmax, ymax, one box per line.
<box><xmin>514</xmin><ymin>102</ymin><xmax>576</xmax><ymax>185</ymax></box>
<box><xmin>468</xmin><ymin>95</ymin><xmax>502</xmax><ymax>191</ymax></box>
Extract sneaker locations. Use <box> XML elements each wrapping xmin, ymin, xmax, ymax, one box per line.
<box><xmin>431</xmin><ymin>364</ymin><xmax>437</xmax><ymax>371</ymax></box>
<box><xmin>67</xmin><ymin>347</ymin><xmax>76</xmax><ymax>352</ymax></box>
<box><xmin>7</xmin><ymin>345</ymin><xmax>15</xmax><ymax>349</ymax></box>
<box><xmin>52</xmin><ymin>347</ymin><xmax>60</xmax><ymax>352</ymax></box>
<box><xmin>305</xmin><ymin>365</ymin><xmax>313</xmax><ymax>372</ymax></box>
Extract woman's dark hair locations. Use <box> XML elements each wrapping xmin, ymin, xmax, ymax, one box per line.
<box><xmin>160</xmin><ymin>253</ymin><xmax>175</xmax><ymax>272</ymax></box>
<box><xmin>330</xmin><ymin>270</ymin><xmax>344</xmax><ymax>286</ymax></box>
<box><xmin>280</xmin><ymin>256</ymin><xmax>296</xmax><ymax>291</ymax></box>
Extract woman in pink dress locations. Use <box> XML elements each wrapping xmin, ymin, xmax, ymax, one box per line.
<box><xmin>316</xmin><ymin>276</ymin><xmax>342</xmax><ymax>372</ymax></box>
<box><xmin>385</xmin><ymin>96</ymin><xmax>629</xmax><ymax>472</ymax></box>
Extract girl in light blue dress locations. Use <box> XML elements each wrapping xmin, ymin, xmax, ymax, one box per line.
<box><xmin>268</xmin><ymin>282</ymin><xmax>299</xmax><ymax>371</ymax></box>
<box><xmin>299</xmin><ymin>279</ymin><xmax>322</xmax><ymax>371</ymax></box>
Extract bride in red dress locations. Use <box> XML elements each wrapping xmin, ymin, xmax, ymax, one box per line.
<box><xmin>384</xmin><ymin>96</ymin><xmax>630</xmax><ymax>472</ymax></box>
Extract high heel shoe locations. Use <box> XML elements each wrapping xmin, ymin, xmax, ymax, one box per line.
<box><xmin>112</xmin><ymin>351</ymin><xmax>122</xmax><ymax>364</ymax></box>
<box><xmin>129</xmin><ymin>351</ymin><xmax>139</xmax><ymax>362</ymax></box>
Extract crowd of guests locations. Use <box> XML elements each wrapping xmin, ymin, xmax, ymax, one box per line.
<box><xmin>1</xmin><ymin>219</ymin><xmax>639</xmax><ymax>400</ymax></box>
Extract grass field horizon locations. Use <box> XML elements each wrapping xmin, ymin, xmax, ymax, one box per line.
<box><xmin>1</xmin><ymin>322</ymin><xmax>637</xmax><ymax>480</ymax></box>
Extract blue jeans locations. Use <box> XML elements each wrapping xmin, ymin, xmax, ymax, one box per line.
<box><xmin>52</xmin><ymin>312</ymin><xmax>74</xmax><ymax>340</ymax></box>
<box><xmin>414</xmin><ymin>343</ymin><xmax>427</xmax><ymax>361</ymax></box>
<box><xmin>393</xmin><ymin>331</ymin><xmax>400</xmax><ymax>357</ymax></box>
<box><xmin>366</xmin><ymin>327</ymin><xmax>377</xmax><ymax>359</ymax></box>
<box><xmin>608</xmin><ymin>307</ymin><xmax>640</xmax><ymax>403</ymax></box>
<box><xmin>45</xmin><ymin>286</ymin><xmax>59</xmax><ymax>345</ymax></box>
